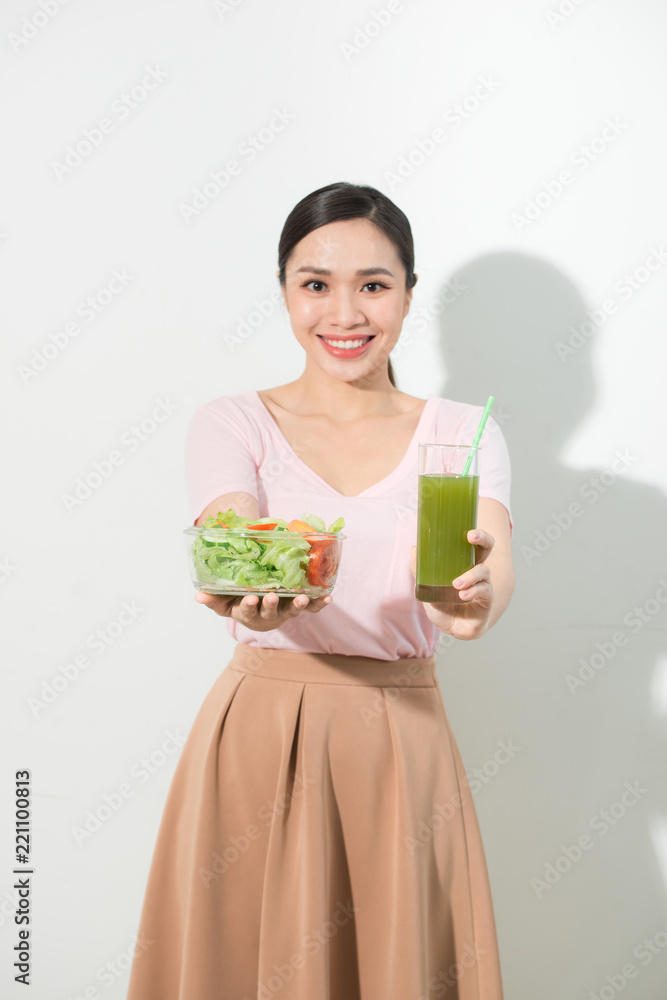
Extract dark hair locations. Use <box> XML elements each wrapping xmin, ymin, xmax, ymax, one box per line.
<box><xmin>278</xmin><ymin>182</ymin><xmax>417</xmax><ymax>388</ymax></box>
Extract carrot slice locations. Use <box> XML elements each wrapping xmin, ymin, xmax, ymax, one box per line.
<box><xmin>246</xmin><ymin>522</ymin><xmax>278</xmax><ymax>530</ymax></box>
<box><xmin>287</xmin><ymin>519</ymin><xmax>315</xmax><ymax>533</ymax></box>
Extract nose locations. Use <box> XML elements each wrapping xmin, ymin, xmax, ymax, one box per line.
<box><xmin>324</xmin><ymin>289</ymin><xmax>367</xmax><ymax>330</ymax></box>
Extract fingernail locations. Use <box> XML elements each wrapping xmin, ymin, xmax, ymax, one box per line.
<box><xmin>471</xmin><ymin>531</ymin><xmax>480</xmax><ymax>540</ymax></box>
<box><xmin>452</xmin><ymin>578</ymin><xmax>464</xmax><ymax>588</ymax></box>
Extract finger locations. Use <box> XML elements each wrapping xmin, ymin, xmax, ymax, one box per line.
<box><xmin>468</xmin><ymin>529</ymin><xmax>494</xmax><ymax>548</ymax></box>
<box><xmin>457</xmin><ymin>581</ymin><xmax>493</xmax><ymax>605</ymax></box>
<box><xmin>456</xmin><ymin>570</ymin><xmax>492</xmax><ymax>601</ymax></box>
<box><xmin>195</xmin><ymin>590</ymin><xmax>217</xmax><ymax>605</ymax></box>
<box><xmin>279</xmin><ymin>594</ymin><xmax>329</xmax><ymax>617</ymax></box>
<box><xmin>303</xmin><ymin>594</ymin><xmax>333</xmax><ymax>612</ymax></box>
<box><xmin>452</xmin><ymin>565</ymin><xmax>490</xmax><ymax>591</ymax></box>
<box><xmin>468</xmin><ymin>529</ymin><xmax>495</xmax><ymax>563</ymax></box>
<box><xmin>234</xmin><ymin>593</ymin><xmax>260</xmax><ymax>623</ymax></box>
<box><xmin>282</xmin><ymin>595</ymin><xmax>310</xmax><ymax>617</ymax></box>
<box><xmin>259</xmin><ymin>593</ymin><xmax>281</xmax><ymax>621</ymax></box>
<box><xmin>195</xmin><ymin>592</ymin><xmax>233</xmax><ymax>616</ymax></box>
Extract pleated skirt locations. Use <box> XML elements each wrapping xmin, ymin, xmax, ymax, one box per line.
<box><xmin>126</xmin><ymin>642</ymin><xmax>504</xmax><ymax>1000</ymax></box>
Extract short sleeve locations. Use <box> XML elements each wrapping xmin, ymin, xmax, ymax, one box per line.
<box><xmin>184</xmin><ymin>401</ymin><xmax>259</xmax><ymax>525</ymax></box>
<box><xmin>460</xmin><ymin>411</ymin><xmax>513</xmax><ymax>536</ymax></box>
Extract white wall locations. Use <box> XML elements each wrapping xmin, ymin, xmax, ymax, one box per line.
<box><xmin>3</xmin><ymin>0</ymin><xmax>666</xmax><ymax>997</ymax></box>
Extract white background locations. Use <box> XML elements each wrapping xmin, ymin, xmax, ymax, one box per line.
<box><xmin>2</xmin><ymin>0</ymin><xmax>667</xmax><ymax>997</ymax></box>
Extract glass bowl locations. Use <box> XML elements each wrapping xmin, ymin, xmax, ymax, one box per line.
<box><xmin>183</xmin><ymin>526</ymin><xmax>346</xmax><ymax>598</ymax></box>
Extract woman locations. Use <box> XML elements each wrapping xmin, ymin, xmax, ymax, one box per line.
<box><xmin>127</xmin><ymin>182</ymin><xmax>514</xmax><ymax>1000</ymax></box>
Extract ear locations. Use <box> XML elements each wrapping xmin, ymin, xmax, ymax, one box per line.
<box><xmin>403</xmin><ymin>278</ymin><xmax>416</xmax><ymax>317</ymax></box>
<box><xmin>277</xmin><ymin>271</ymin><xmax>289</xmax><ymax>313</ymax></box>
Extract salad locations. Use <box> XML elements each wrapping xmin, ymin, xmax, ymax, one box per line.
<box><xmin>190</xmin><ymin>508</ymin><xmax>345</xmax><ymax>592</ymax></box>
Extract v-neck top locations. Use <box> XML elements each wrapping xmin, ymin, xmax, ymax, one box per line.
<box><xmin>185</xmin><ymin>389</ymin><xmax>513</xmax><ymax>660</ymax></box>
<box><xmin>252</xmin><ymin>390</ymin><xmax>437</xmax><ymax>499</ymax></box>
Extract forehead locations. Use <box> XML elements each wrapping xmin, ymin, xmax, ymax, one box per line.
<box><xmin>287</xmin><ymin>218</ymin><xmax>401</xmax><ymax>272</ymax></box>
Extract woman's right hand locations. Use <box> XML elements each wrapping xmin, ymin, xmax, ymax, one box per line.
<box><xmin>194</xmin><ymin>590</ymin><xmax>333</xmax><ymax>631</ymax></box>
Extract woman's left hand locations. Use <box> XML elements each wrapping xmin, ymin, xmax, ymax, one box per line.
<box><xmin>410</xmin><ymin>529</ymin><xmax>495</xmax><ymax>641</ymax></box>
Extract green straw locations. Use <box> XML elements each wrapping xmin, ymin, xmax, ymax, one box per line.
<box><xmin>461</xmin><ymin>395</ymin><xmax>494</xmax><ymax>476</ymax></box>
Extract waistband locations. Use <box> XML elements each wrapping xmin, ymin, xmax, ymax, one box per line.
<box><xmin>227</xmin><ymin>642</ymin><xmax>437</xmax><ymax>687</ymax></box>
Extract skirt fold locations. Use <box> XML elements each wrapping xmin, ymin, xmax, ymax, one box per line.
<box><xmin>126</xmin><ymin>643</ymin><xmax>504</xmax><ymax>1000</ymax></box>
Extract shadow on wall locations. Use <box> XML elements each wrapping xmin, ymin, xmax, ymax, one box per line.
<box><xmin>433</xmin><ymin>252</ymin><xmax>667</xmax><ymax>998</ymax></box>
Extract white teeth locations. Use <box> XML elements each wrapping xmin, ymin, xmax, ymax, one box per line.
<box><xmin>322</xmin><ymin>337</ymin><xmax>370</xmax><ymax>349</ymax></box>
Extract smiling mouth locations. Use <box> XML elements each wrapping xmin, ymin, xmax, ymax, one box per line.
<box><xmin>317</xmin><ymin>335</ymin><xmax>375</xmax><ymax>350</ymax></box>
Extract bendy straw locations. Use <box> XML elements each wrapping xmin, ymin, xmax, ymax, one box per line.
<box><xmin>461</xmin><ymin>396</ymin><xmax>494</xmax><ymax>476</ymax></box>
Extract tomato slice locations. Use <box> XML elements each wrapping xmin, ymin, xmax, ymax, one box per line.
<box><xmin>246</xmin><ymin>522</ymin><xmax>278</xmax><ymax>530</ymax></box>
<box><xmin>306</xmin><ymin>539</ymin><xmax>337</xmax><ymax>588</ymax></box>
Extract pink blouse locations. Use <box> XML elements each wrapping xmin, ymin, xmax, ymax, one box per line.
<box><xmin>184</xmin><ymin>390</ymin><xmax>513</xmax><ymax>660</ymax></box>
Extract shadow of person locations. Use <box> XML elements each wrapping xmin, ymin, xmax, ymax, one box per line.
<box><xmin>430</xmin><ymin>251</ymin><xmax>667</xmax><ymax>998</ymax></box>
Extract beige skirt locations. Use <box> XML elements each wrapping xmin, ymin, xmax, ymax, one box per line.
<box><xmin>126</xmin><ymin>642</ymin><xmax>504</xmax><ymax>1000</ymax></box>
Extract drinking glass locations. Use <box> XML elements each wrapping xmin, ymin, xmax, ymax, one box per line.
<box><xmin>415</xmin><ymin>443</ymin><xmax>480</xmax><ymax>604</ymax></box>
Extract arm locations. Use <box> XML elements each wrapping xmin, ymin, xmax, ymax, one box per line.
<box><xmin>470</xmin><ymin>497</ymin><xmax>514</xmax><ymax>631</ymax></box>
<box><xmin>410</xmin><ymin>497</ymin><xmax>514</xmax><ymax>641</ymax></box>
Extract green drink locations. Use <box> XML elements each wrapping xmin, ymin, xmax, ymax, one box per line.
<box><xmin>415</xmin><ymin>445</ymin><xmax>480</xmax><ymax>604</ymax></box>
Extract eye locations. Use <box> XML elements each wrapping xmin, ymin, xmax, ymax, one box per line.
<box><xmin>302</xmin><ymin>280</ymin><xmax>327</xmax><ymax>291</ymax></box>
<box><xmin>363</xmin><ymin>281</ymin><xmax>389</xmax><ymax>292</ymax></box>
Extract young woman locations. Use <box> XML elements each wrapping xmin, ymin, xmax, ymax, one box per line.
<box><xmin>127</xmin><ymin>182</ymin><xmax>514</xmax><ymax>1000</ymax></box>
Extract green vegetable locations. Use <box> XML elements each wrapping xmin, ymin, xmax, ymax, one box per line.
<box><xmin>191</xmin><ymin>508</ymin><xmax>345</xmax><ymax>590</ymax></box>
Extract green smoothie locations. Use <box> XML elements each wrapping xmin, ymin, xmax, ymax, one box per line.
<box><xmin>415</xmin><ymin>472</ymin><xmax>479</xmax><ymax>604</ymax></box>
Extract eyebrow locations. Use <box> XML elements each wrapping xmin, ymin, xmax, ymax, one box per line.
<box><xmin>294</xmin><ymin>266</ymin><xmax>395</xmax><ymax>278</ymax></box>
